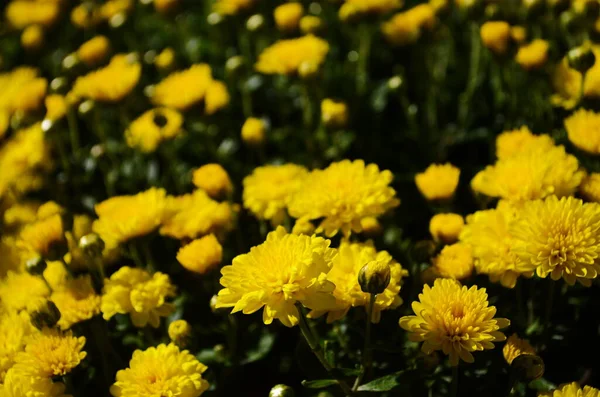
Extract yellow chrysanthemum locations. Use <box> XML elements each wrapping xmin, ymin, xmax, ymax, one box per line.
<box><xmin>339</xmin><ymin>0</ymin><xmax>402</xmax><ymax>20</ymax></box>
<box><xmin>168</xmin><ymin>320</ymin><xmax>191</xmax><ymax>345</ymax></box>
<box><xmin>510</xmin><ymin>26</ymin><xmax>527</xmax><ymax>44</ymax></box>
<box><xmin>399</xmin><ymin>278</ymin><xmax>510</xmax><ymax>366</ymax></box>
<box><xmin>125</xmin><ymin>108</ymin><xmax>183</xmax><ymax>153</ymax></box>
<box><xmin>21</xmin><ymin>25</ymin><xmax>44</xmax><ymax>51</ymax></box>
<box><xmin>0</xmin><ymin>369</ymin><xmax>68</xmax><ymax>397</ymax></box>
<box><xmin>155</xmin><ymin>48</ymin><xmax>175</xmax><ymax>70</ymax></box>
<box><xmin>18</xmin><ymin>206</ymin><xmax>64</xmax><ymax>256</ymax></box>
<box><xmin>51</xmin><ymin>275</ymin><xmax>101</xmax><ymax>330</ymax></box>
<box><xmin>0</xmin><ymin>310</ymin><xmax>36</xmax><ymax>382</ymax></box>
<box><xmin>480</xmin><ymin>21</ymin><xmax>511</xmax><ymax>55</ymax></box>
<box><xmin>495</xmin><ymin>127</ymin><xmax>554</xmax><ymax>160</ymax></box>
<box><xmin>11</xmin><ymin>328</ymin><xmax>86</xmax><ymax>378</ymax></box>
<box><xmin>70</xmin><ymin>4</ymin><xmax>102</xmax><ymax>29</ymax></box>
<box><xmin>243</xmin><ymin>164</ymin><xmax>308</xmax><ymax>225</ymax></box>
<box><xmin>540</xmin><ymin>383</ymin><xmax>600</xmax><ymax>397</ymax></box>
<box><xmin>460</xmin><ymin>202</ymin><xmax>534</xmax><ymax>288</ymax></box>
<box><xmin>255</xmin><ymin>35</ymin><xmax>329</xmax><ymax>75</ymax></box>
<box><xmin>213</xmin><ymin>0</ymin><xmax>254</xmax><ymax>15</ymax></box>
<box><xmin>93</xmin><ymin>187</ymin><xmax>170</xmax><ymax>250</ymax></box>
<box><xmin>176</xmin><ymin>234</ymin><xmax>223</xmax><ymax>274</ymax></box>
<box><xmin>101</xmin><ymin>267</ymin><xmax>176</xmax><ymax>328</ymax></box>
<box><xmin>0</xmin><ymin>237</ymin><xmax>28</xmax><ymax>277</ymax></box>
<box><xmin>241</xmin><ymin>117</ymin><xmax>266</xmax><ymax>145</ymax></box>
<box><xmin>45</xmin><ymin>94</ymin><xmax>68</xmax><ymax>122</ymax></box>
<box><xmin>110</xmin><ymin>343</ymin><xmax>209</xmax><ymax>397</ymax></box>
<box><xmin>288</xmin><ymin>160</ymin><xmax>399</xmax><ymax>237</ymax></box>
<box><xmin>382</xmin><ymin>4</ymin><xmax>436</xmax><ymax>46</ymax></box>
<box><xmin>77</xmin><ymin>35</ymin><xmax>110</xmax><ymax>66</ymax></box>
<box><xmin>516</xmin><ymin>39</ymin><xmax>549</xmax><ymax>70</ymax></box>
<box><xmin>0</xmin><ymin>67</ymin><xmax>47</xmax><ymax>123</ymax></box>
<box><xmin>216</xmin><ymin>226</ymin><xmax>337</xmax><ymax>327</ymax></box>
<box><xmin>160</xmin><ymin>190</ymin><xmax>234</xmax><ymax>240</ymax></box>
<box><xmin>565</xmin><ymin>109</ymin><xmax>600</xmax><ymax>155</ymax></box>
<box><xmin>503</xmin><ymin>334</ymin><xmax>535</xmax><ymax>365</ymax></box>
<box><xmin>552</xmin><ymin>46</ymin><xmax>600</xmax><ymax>109</ymax></box>
<box><xmin>433</xmin><ymin>243</ymin><xmax>474</xmax><ymax>280</ymax></box>
<box><xmin>0</xmin><ymin>271</ymin><xmax>50</xmax><ymax>312</ymax></box>
<box><xmin>429</xmin><ymin>213</ymin><xmax>464</xmax><ymax>244</ymax></box>
<box><xmin>192</xmin><ymin>164</ymin><xmax>233</xmax><ymax>198</ymax></box>
<box><xmin>5</xmin><ymin>1</ymin><xmax>60</xmax><ymax>28</ymax></box>
<box><xmin>511</xmin><ymin>196</ymin><xmax>600</xmax><ymax>286</ymax></box>
<box><xmin>69</xmin><ymin>54</ymin><xmax>141</xmax><ymax>103</ymax></box>
<box><xmin>308</xmin><ymin>241</ymin><xmax>408</xmax><ymax>323</ymax></box>
<box><xmin>205</xmin><ymin>80</ymin><xmax>230</xmax><ymax>115</ymax></box>
<box><xmin>3</xmin><ymin>201</ymin><xmax>39</xmax><ymax>230</ymax></box>
<box><xmin>274</xmin><ymin>3</ymin><xmax>304</xmax><ymax>32</ymax></box>
<box><xmin>415</xmin><ymin>163</ymin><xmax>460</xmax><ymax>201</ymax></box>
<box><xmin>43</xmin><ymin>260</ymin><xmax>69</xmax><ymax>291</ymax></box>
<box><xmin>321</xmin><ymin>99</ymin><xmax>348</xmax><ymax>128</ymax></box>
<box><xmin>580</xmin><ymin>173</ymin><xmax>600</xmax><ymax>202</ymax></box>
<box><xmin>151</xmin><ymin>64</ymin><xmax>217</xmax><ymax>110</ymax></box>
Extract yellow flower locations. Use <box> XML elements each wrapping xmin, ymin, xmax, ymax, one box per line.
<box><xmin>155</xmin><ymin>47</ymin><xmax>175</xmax><ymax>70</ymax></box>
<box><xmin>339</xmin><ymin>0</ymin><xmax>402</xmax><ymax>20</ymax></box>
<box><xmin>291</xmin><ymin>219</ymin><xmax>316</xmax><ymax>235</ymax></box>
<box><xmin>100</xmin><ymin>0</ymin><xmax>133</xmax><ymax>20</ymax></box>
<box><xmin>0</xmin><ymin>271</ymin><xmax>50</xmax><ymax>312</ymax></box>
<box><xmin>382</xmin><ymin>4</ymin><xmax>436</xmax><ymax>46</ymax></box>
<box><xmin>565</xmin><ymin>109</ymin><xmax>600</xmax><ymax>155</ymax></box>
<box><xmin>43</xmin><ymin>260</ymin><xmax>69</xmax><ymax>290</ymax></box>
<box><xmin>21</xmin><ymin>25</ymin><xmax>44</xmax><ymax>51</ymax></box>
<box><xmin>480</xmin><ymin>21</ymin><xmax>511</xmax><ymax>55</ymax></box>
<box><xmin>155</xmin><ymin>0</ymin><xmax>179</xmax><ymax>14</ymax></box>
<box><xmin>0</xmin><ymin>310</ymin><xmax>36</xmax><ymax>382</ymax></box>
<box><xmin>274</xmin><ymin>3</ymin><xmax>304</xmax><ymax>32</ymax></box>
<box><xmin>93</xmin><ymin>187</ymin><xmax>169</xmax><ymax>250</ymax></box>
<box><xmin>510</xmin><ymin>26</ymin><xmax>527</xmax><ymax>44</ymax></box>
<box><xmin>101</xmin><ymin>266</ymin><xmax>176</xmax><ymax>328</ymax></box>
<box><xmin>256</xmin><ymin>35</ymin><xmax>329</xmax><ymax>75</ymax></box>
<box><xmin>580</xmin><ymin>173</ymin><xmax>600</xmax><ymax>202</ymax></box>
<box><xmin>69</xmin><ymin>54</ymin><xmax>141</xmax><ymax>103</ymax></box>
<box><xmin>0</xmin><ymin>237</ymin><xmax>28</xmax><ymax>277</ymax></box>
<box><xmin>216</xmin><ymin>226</ymin><xmax>337</xmax><ymax>327</ymax></box>
<box><xmin>12</xmin><ymin>328</ymin><xmax>86</xmax><ymax>378</ymax></box>
<box><xmin>429</xmin><ymin>213</ymin><xmax>464</xmax><ymax>244</ymax></box>
<box><xmin>160</xmin><ymin>190</ymin><xmax>234</xmax><ymax>239</ymax></box>
<box><xmin>5</xmin><ymin>1</ymin><xmax>60</xmax><ymax>28</ymax></box>
<box><xmin>503</xmin><ymin>334</ymin><xmax>535</xmax><ymax>365</ymax></box>
<box><xmin>321</xmin><ymin>99</ymin><xmax>348</xmax><ymax>128</ymax></box>
<box><xmin>51</xmin><ymin>275</ymin><xmax>101</xmax><ymax>330</ymax></box>
<box><xmin>192</xmin><ymin>164</ymin><xmax>233</xmax><ymax>198</ymax></box>
<box><xmin>511</xmin><ymin>196</ymin><xmax>600</xmax><ymax>286</ymax></box>
<box><xmin>125</xmin><ymin>108</ymin><xmax>183</xmax><ymax>153</ymax></box>
<box><xmin>399</xmin><ymin>278</ymin><xmax>510</xmax><ymax>366</ymax></box>
<box><xmin>77</xmin><ymin>35</ymin><xmax>110</xmax><ymax>66</ymax></box>
<box><xmin>300</xmin><ymin>15</ymin><xmax>323</xmax><ymax>34</ymax></box>
<box><xmin>152</xmin><ymin>64</ymin><xmax>219</xmax><ymax>110</ymax></box>
<box><xmin>205</xmin><ymin>80</ymin><xmax>230</xmax><ymax>115</ymax></box>
<box><xmin>3</xmin><ymin>201</ymin><xmax>39</xmax><ymax>230</ymax></box>
<box><xmin>71</xmin><ymin>4</ymin><xmax>102</xmax><ymax>29</ymax></box>
<box><xmin>243</xmin><ymin>164</ymin><xmax>308</xmax><ymax>225</ymax></box>
<box><xmin>18</xmin><ymin>204</ymin><xmax>64</xmax><ymax>256</ymax></box>
<box><xmin>433</xmin><ymin>243</ymin><xmax>474</xmax><ymax>280</ymax></box>
<box><xmin>415</xmin><ymin>163</ymin><xmax>460</xmax><ymax>201</ymax></box>
<box><xmin>0</xmin><ymin>67</ymin><xmax>47</xmax><ymax>118</ymax></box>
<box><xmin>552</xmin><ymin>46</ymin><xmax>600</xmax><ymax>109</ymax></box>
<box><xmin>289</xmin><ymin>160</ymin><xmax>399</xmax><ymax>237</ymax></box>
<box><xmin>0</xmin><ymin>110</ymin><xmax>8</xmax><ymax>138</ymax></box>
<box><xmin>177</xmin><ymin>234</ymin><xmax>223</xmax><ymax>274</ymax></box>
<box><xmin>539</xmin><ymin>382</ymin><xmax>600</xmax><ymax>397</ymax></box>
<box><xmin>213</xmin><ymin>0</ymin><xmax>254</xmax><ymax>15</ymax></box>
<box><xmin>45</xmin><ymin>94</ymin><xmax>68</xmax><ymax>122</ymax></box>
<box><xmin>0</xmin><ymin>369</ymin><xmax>68</xmax><ymax>397</ymax></box>
<box><xmin>110</xmin><ymin>343</ymin><xmax>209</xmax><ymax>397</ymax></box>
<box><xmin>516</xmin><ymin>40</ymin><xmax>549</xmax><ymax>70</ymax></box>
<box><xmin>241</xmin><ymin>117</ymin><xmax>266</xmax><ymax>145</ymax></box>
<box><xmin>308</xmin><ymin>241</ymin><xmax>407</xmax><ymax>323</ymax></box>
<box><xmin>495</xmin><ymin>127</ymin><xmax>554</xmax><ymax>160</ymax></box>
<box><xmin>168</xmin><ymin>320</ymin><xmax>191</xmax><ymax>345</ymax></box>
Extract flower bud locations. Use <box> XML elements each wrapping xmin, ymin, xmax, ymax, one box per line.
<box><xmin>31</xmin><ymin>300</ymin><xmax>61</xmax><ymax>330</ymax></box>
<box><xmin>209</xmin><ymin>295</ymin><xmax>221</xmax><ymax>313</ymax></box>
<box><xmin>358</xmin><ymin>260</ymin><xmax>391</xmax><ymax>294</ymax></box>
<box><xmin>21</xmin><ymin>25</ymin><xmax>44</xmax><ymax>51</ymax></box>
<box><xmin>274</xmin><ymin>3</ymin><xmax>304</xmax><ymax>32</ymax></box>
<box><xmin>246</xmin><ymin>14</ymin><xmax>265</xmax><ymax>32</ymax></box>
<box><xmin>226</xmin><ymin>55</ymin><xmax>245</xmax><ymax>75</ymax></box>
<box><xmin>79</xmin><ymin>233</ymin><xmax>105</xmax><ymax>258</ymax></box>
<box><xmin>155</xmin><ymin>47</ymin><xmax>175</xmax><ymax>71</ymax></box>
<box><xmin>387</xmin><ymin>75</ymin><xmax>403</xmax><ymax>91</ymax></box>
<box><xmin>26</xmin><ymin>256</ymin><xmax>47</xmax><ymax>276</ymax></box>
<box><xmin>168</xmin><ymin>319</ymin><xmax>192</xmax><ymax>347</ymax></box>
<box><xmin>300</xmin><ymin>15</ymin><xmax>323</xmax><ymax>34</ymax></box>
<box><xmin>78</xmin><ymin>99</ymin><xmax>95</xmax><ymax>116</ymax></box>
<box><xmin>321</xmin><ymin>99</ymin><xmax>348</xmax><ymax>128</ymax></box>
<box><xmin>510</xmin><ymin>354</ymin><xmax>545</xmax><ymax>382</ymax></box>
<box><xmin>567</xmin><ymin>46</ymin><xmax>596</xmax><ymax>74</ymax></box>
<box><xmin>269</xmin><ymin>384</ymin><xmax>295</xmax><ymax>397</ymax></box>
<box><xmin>241</xmin><ymin>117</ymin><xmax>266</xmax><ymax>146</ymax></box>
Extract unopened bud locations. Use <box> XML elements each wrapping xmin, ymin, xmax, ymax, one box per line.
<box><xmin>246</xmin><ymin>14</ymin><xmax>265</xmax><ymax>32</ymax></box>
<box><xmin>31</xmin><ymin>301</ymin><xmax>61</xmax><ymax>330</ymax></box>
<box><xmin>168</xmin><ymin>319</ymin><xmax>192</xmax><ymax>347</ymax></box>
<box><xmin>225</xmin><ymin>55</ymin><xmax>245</xmax><ymax>74</ymax></box>
<box><xmin>568</xmin><ymin>46</ymin><xmax>596</xmax><ymax>74</ymax></box>
<box><xmin>209</xmin><ymin>295</ymin><xmax>220</xmax><ymax>313</ymax></box>
<box><xmin>78</xmin><ymin>99</ymin><xmax>95</xmax><ymax>116</ymax></box>
<box><xmin>26</xmin><ymin>256</ymin><xmax>48</xmax><ymax>276</ymax></box>
<box><xmin>358</xmin><ymin>260</ymin><xmax>391</xmax><ymax>295</ymax></box>
<box><xmin>387</xmin><ymin>76</ymin><xmax>403</xmax><ymax>91</ymax></box>
<box><xmin>269</xmin><ymin>384</ymin><xmax>295</xmax><ymax>397</ymax></box>
<box><xmin>79</xmin><ymin>233</ymin><xmax>105</xmax><ymax>257</ymax></box>
<box><xmin>510</xmin><ymin>354</ymin><xmax>545</xmax><ymax>382</ymax></box>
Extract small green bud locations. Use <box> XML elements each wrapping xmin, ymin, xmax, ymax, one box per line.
<box><xmin>79</xmin><ymin>233</ymin><xmax>105</xmax><ymax>258</ymax></box>
<box><xmin>78</xmin><ymin>99</ymin><xmax>95</xmax><ymax>116</ymax></box>
<box><xmin>209</xmin><ymin>295</ymin><xmax>221</xmax><ymax>313</ymax></box>
<box><xmin>246</xmin><ymin>14</ymin><xmax>265</xmax><ymax>32</ymax></box>
<box><xmin>510</xmin><ymin>354</ymin><xmax>545</xmax><ymax>382</ymax></box>
<box><xmin>358</xmin><ymin>260</ymin><xmax>391</xmax><ymax>294</ymax></box>
<box><xmin>26</xmin><ymin>256</ymin><xmax>47</xmax><ymax>276</ymax></box>
<box><xmin>269</xmin><ymin>384</ymin><xmax>295</xmax><ymax>397</ymax></box>
<box><xmin>387</xmin><ymin>76</ymin><xmax>403</xmax><ymax>91</ymax></box>
<box><xmin>567</xmin><ymin>46</ymin><xmax>596</xmax><ymax>74</ymax></box>
<box><xmin>31</xmin><ymin>301</ymin><xmax>61</xmax><ymax>330</ymax></box>
<box><xmin>225</xmin><ymin>55</ymin><xmax>245</xmax><ymax>75</ymax></box>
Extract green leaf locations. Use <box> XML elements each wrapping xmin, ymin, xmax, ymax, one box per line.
<box><xmin>301</xmin><ymin>379</ymin><xmax>338</xmax><ymax>389</ymax></box>
<box><xmin>241</xmin><ymin>332</ymin><xmax>276</xmax><ymax>365</ymax></box>
<box><xmin>357</xmin><ymin>372</ymin><xmax>409</xmax><ymax>392</ymax></box>
<box><xmin>528</xmin><ymin>378</ymin><xmax>556</xmax><ymax>392</ymax></box>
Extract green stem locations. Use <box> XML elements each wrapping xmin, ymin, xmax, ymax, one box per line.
<box><xmin>353</xmin><ymin>294</ymin><xmax>376</xmax><ymax>391</ymax></box>
<box><xmin>458</xmin><ymin>23</ymin><xmax>482</xmax><ymax>129</ymax></box>
<box><xmin>301</xmin><ymin>83</ymin><xmax>316</xmax><ymax>156</ymax></box>
<box><xmin>451</xmin><ymin>364</ymin><xmax>459</xmax><ymax>397</ymax></box>
<box><xmin>356</xmin><ymin>23</ymin><xmax>372</xmax><ymax>96</ymax></box>
<box><xmin>128</xmin><ymin>243</ymin><xmax>144</xmax><ymax>268</ymax></box>
<box><xmin>544</xmin><ymin>280</ymin><xmax>555</xmax><ymax>326</ymax></box>
<box><xmin>66</xmin><ymin>109</ymin><xmax>80</xmax><ymax>156</ymax></box>
<box><xmin>227</xmin><ymin>314</ymin><xmax>238</xmax><ymax>363</ymax></box>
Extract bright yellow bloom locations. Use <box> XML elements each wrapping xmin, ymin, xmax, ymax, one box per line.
<box><xmin>516</xmin><ymin>40</ymin><xmax>549</xmax><ymax>70</ymax></box>
<box><xmin>51</xmin><ymin>275</ymin><xmax>101</xmax><ymax>329</ymax></box>
<box><xmin>399</xmin><ymin>278</ymin><xmax>510</xmax><ymax>366</ymax></box>
<box><xmin>300</xmin><ymin>15</ymin><xmax>323</xmax><ymax>34</ymax></box>
<box><xmin>243</xmin><ymin>164</ymin><xmax>308</xmax><ymax>224</ymax></box>
<box><xmin>480</xmin><ymin>21</ymin><xmax>511</xmax><ymax>55</ymax></box>
<box><xmin>101</xmin><ymin>266</ymin><xmax>176</xmax><ymax>328</ymax></box>
<box><xmin>160</xmin><ymin>190</ymin><xmax>234</xmax><ymax>239</ymax></box>
<box><xmin>93</xmin><ymin>187</ymin><xmax>169</xmax><ymax>250</ymax></box>
<box><xmin>565</xmin><ymin>109</ymin><xmax>600</xmax><ymax>155</ymax></box>
<box><xmin>213</xmin><ymin>0</ymin><xmax>254</xmax><ymax>15</ymax></box>
<box><xmin>3</xmin><ymin>201</ymin><xmax>39</xmax><ymax>230</ymax></box>
<box><xmin>382</xmin><ymin>4</ymin><xmax>436</xmax><ymax>46</ymax></box>
<box><xmin>256</xmin><ymin>35</ymin><xmax>329</xmax><ymax>75</ymax></box>
<box><xmin>71</xmin><ymin>4</ymin><xmax>102</xmax><ymax>29</ymax></box>
<box><xmin>155</xmin><ymin>48</ymin><xmax>175</xmax><ymax>70</ymax></box>
<box><xmin>0</xmin><ymin>271</ymin><xmax>50</xmax><ymax>312</ymax></box>
<box><xmin>177</xmin><ymin>234</ymin><xmax>223</xmax><ymax>274</ymax></box>
<box><xmin>192</xmin><ymin>164</ymin><xmax>233</xmax><ymax>198</ymax></box>
<box><xmin>77</xmin><ymin>35</ymin><xmax>110</xmax><ymax>66</ymax></box>
<box><xmin>241</xmin><ymin>117</ymin><xmax>266</xmax><ymax>145</ymax></box>
<box><xmin>125</xmin><ymin>108</ymin><xmax>183</xmax><ymax>153</ymax></box>
<box><xmin>415</xmin><ymin>163</ymin><xmax>460</xmax><ymax>201</ymax></box>
<box><xmin>0</xmin><ymin>67</ymin><xmax>47</xmax><ymax>119</ymax></box>
<box><xmin>45</xmin><ymin>94</ymin><xmax>68</xmax><ymax>122</ymax></box>
<box><xmin>539</xmin><ymin>382</ymin><xmax>600</xmax><ymax>397</ymax></box>
<box><xmin>168</xmin><ymin>320</ymin><xmax>191</xmax><ymax>344</ymax></box>
<box><xmin>100</xmin><ymin>0</ymin><xmax>133</xmax><ymax>20</ymax></box>
<box><xmin>433</xmin><ymin>243</ymin><xmax>473</xmax><ymax>280</ymax></box>
<box><xmin>289</xmin><ymin>160</ymin><xmax>399</xmax><ymax>237</ymax></box>
<box><xmin>510</xmin><ymin>26</ymin><xmax>527</xmax><ymax>44</ymax></box>
<box><xmin>0</xmin><ymin>310</ymin><xmax>36</xmax><ymax>382</ymax></box>
<box><xmin>21</xmin><ymin>25</ymin><xmax>44</xmax><ymax>51</ymax></box>
<box><xmin>18</xmin><ymin>203</ymin><xmax>64</xmax><ymax>255</ymax></box>
<box><xmin>43</xmin><ymin>260</ymin><xmax>69</xmax><ymax>291</ymax></box>
<box><xmin>5</xmin><ymin>1</ymin><xmax>60</xmax><ymax>28</ymax></box>
<box><xmin>0</xmin><ymin>369</ymin><xmax>68</xmax><ymax>397</ymax></box>
<box><xmin>216</xmin><ymin>226</ymin><xmax>337</xmax><ymax>327</ymax></box>
<box><xmin>110</xmin><ymin>343</ymin><xmax>209</xmax><ymax>397</ymax></box>
<box><xmin>429</xmin><ymin>213</ymin><xmax>464</xmax><ymax>244</ymax></box>
<box><xmin>12</xmin><ymin>328</ymin><xmax>86</xmax><ymax>378</ymax></box>
<box><xmin>580</xmin><ymin>173</ymin><xmax>600</xmax><ymax>202</ymax></box>
<box><xmin>321</xmin><ymin>99</ymin><xmax>348</xmax><ymax>128</ymax></box>
<box><xmin>308</xmin><ymin>241</ymin><xmax>407</xmax><ymax>323</ymax></box>
<box><xmin>511</xmin><ymin>196</ymin><xmax>600</xmax><ymax>286</ymax></box>
<box><xmin>152</xmin><ymin>64</ymin><xmax>219</xmax><ymax>110</ymax></box>
<box><xmin>495</xmin><ymin>127</ymin><xmax>554</xmax><ymax>160</ymax></box>
<box><xmin>0</xmin><ymin>237</ymin><xmax>28</xmax><ymax>277</ymax></box>
<box><xmin>339</xmin><ymin>0</ymin><xmax>402</xmax><ymax>20</ymax></box>
<box><xmin>552</xmin><ymin>46</ymin><xmax>600</xmax><ymax>109</ymax></box>
<box><xmin>69</xmin><ymin>54</ymin><xmax>141</xmax><ymax>103</ymax></box>
<box><xmin>205</xmin><ymin>80</ymin><xmax>230</xmax><ymax>115</ymax></box>
<box><xmin>503</xmin><ymin>334</ymin><xmax>535</xmax><ymax>365</ymax></box>
<box><xmin>274</xmin><ymin>3</ymin><xmax>304</xmax><ymax>32</ymax></box>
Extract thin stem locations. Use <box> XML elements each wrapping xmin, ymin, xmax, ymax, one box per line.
<box><xmin>227</xmin><ymin>314</ymin><xmax>238</xmax><ymax>364</ymax></box>
<box><xmin>128</xmin><ymin>243</ymin><xmax>145</xmax><ymax>268</ymax></box>
<box><xmin>458</xmin><ymin>23</ymin><xmax>482</xmax><ymax>129</ymax></box>
<box><xmin>353</xmin><ymin>294</ymin><xmax>376</xmax><ymax>391</ymax></box>
<box><xmin>544</xmin><ymin>280</ymin><xmax>555</xmax><ymax>326</ymax></box>
<box><xmin>451</xmin><ymin>364</ymin><xmax>459</xmax><ymax>397</ymax></box>
<box><xmin>67</xmin><ymin>109</ymin><xmax>80</xmax><ymax>156</ymax></box>
<box><xmin>356</xmin><ymin>23</ymin><xmax>372</xmax><ymax>96</ymax></box>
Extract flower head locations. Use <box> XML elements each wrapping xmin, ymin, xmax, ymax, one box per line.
<box><xmin>399</xmin><ymin>278</ymin><xmax>509</xmax><ymax>366</ymax></box>
<box><xmin>21</xmin><ymin>25</ymin><xmax>44</xmax><ymax>51</ymax></box>
<box><xmin>77</xmin><ymin>35</ymin><xmax>110</xmax><ymax>66</ymax></box>
<box><xmin>6</xmin><ymin>1</ymin><xmax>59</xmax><ymax>28</ymax></box>
<box><xmin>205</xmin><ymin>81</ymin><xmax>230</xmax><ymax>115</ymax></box>
<box><xmin>516</xmin><ymin>40</ymin><xmax>549</xmax><ymax>70</ymax></box>
<box><xmin>382</xmin><ymin>4</ymin><xmax>436</xmax><ymax>46</ymax></box>
<box><xmin>177</xmin><ymin>234</ymin><xmax>223</xmax><ymax>274</ymax></box>
<box><xmin>503</xmin><ymin>334</ymin><xmax>535</xmax><ymax>365</ymax></box>
<box><xmin>433</xmin><ymin>243</ymin><xmax>474</xmax><ymax>280</ymax></box>
<box><xmin>0</xmin><ymin>310</ymin><xmax>36</xmax><ymax>382</ymax></box>
<box><xmin>495</xmin><ymin>127</ymin><xmax>554</xmax><ymax>160</ymax></box>
<box><xmin>110</xmin><ymin>343</ymin><xmax>209</xmax><ymax>397</ymax></box>
<box><xmin>243</xmin><ymin>164</ymin><xmax>308</xmax><ymax>225</ymax></box>
<box><xmin>580</xmin><ymin>173</ymin><xmax>600</xmax><ymax>202</ymax></box>
<box><xmin>152</xmin><ymin>64</ymin><xmax>218</xmax><ymax>110</ymax></box>
<box><xmin>415</xmin><ymin>163</ymin><xmax>460</xmax><ymax>201</ymax></box>
<box><xmin>192</xmin><ymin>164</ymin><xmax>233</xmax><ymax>198</ymax></box>
<box><xmin>0</xmin><ymin>68</ymin><xmax>47</xmax><ymax>118</ymax></box>
<box><xmin>0</xmin><ymin>369</ymin><xmax>68</xmax><ymax>397</ymax></box>
<box><xmin>168</xmin><ymin>320</ymin><xmax>192</xmax><ymax>345</ymax></box>
<box><xmin>565</xmin><ymin>109</ymin><xmax>600</xmax><ymax>155</ymax></box>
<box><xmin>301</xmin><ymin>16</ymin><xmax>325</xmax><ymax>35</ymax></box>
<box><xmin>216</xmin><ymin>226</ymin><xmax>337</xmax><ymax>327</ymax></box>
<box><xmin>480</xmin><ymin>21</ymin><xmax>511</xmax><ymax>55</ymax></box>
<box><xmin>429</xmin><ymin>213</ymin><xmax>464</xmax><ymax>244</ymax></box>
<box><xmin>155</xmin><ymin>48</ymin><xmax>175</xmax><ymax>70</ymax></box>
<box><xmin>101</xmin><ymin>267</ymin><xmax>176</xmax><ymax>328</ymax></box>
<box><xmin>274</xmin><ymin>3</ymin><xmax>304</xmax><ymax>32</ymax></box>
<box><xmin>241</xmin><ymin>117</ymin><xmax>266</xmax><ymax>145</ymax></box>
<box><xmin>0</xmin><ymin>271</ymin><xmax>50</xmax><ymax>312</ymax></box>
<box><xmin>511</xmin><ymin>196</ymin><xmax>600</xmax><ymax>286</ymax></box>
<box><xmin>18</xmin><ymin>203</ymin><xmax>64</xmax><ymax>256</ymax></box>
<box><xmin>552</xmin><ymin>46</ymin><xmax>600</xmax><ymax>109</ymax></box>
<box><xmin>45</xmin><ymin>94</ymin><xmax>68</xmax><ymax>122</ymax></box>
<box><xmin>289</xmin><ymin>160</ymin><xmax>399</xmax><ymax>237</ymax></box>
<box><xmin>321</xmin><ymin>99</ymin><xmax>348</xmax><ymax>128</ymax></box>
<box><xmin>213</xmin><ymin>0</ymin><xmax>254</xmax><ymax>15</ymax></box>
<box><xmin>256</xmin><ymin>35</ymin><xmax>329</xmax><ymax>76</ymax></box>
<box><xmin>51</xmin><ymin>275</ymin><xmax>101</xmax><ymax>330</ymax></box>
<box><xmin>125</xmin><ymin>108</ymin><xmax>183</xmax><ymax>153</ymax></box>
<box><xmin>339</xmin><ymin>0</ymin><xmax>402</xmax><ymax>20</ymax></box>
<box><xmin>539</xmin><ymin>383</ymin><xmax>600</xmax><ymax>397</ymax></box>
